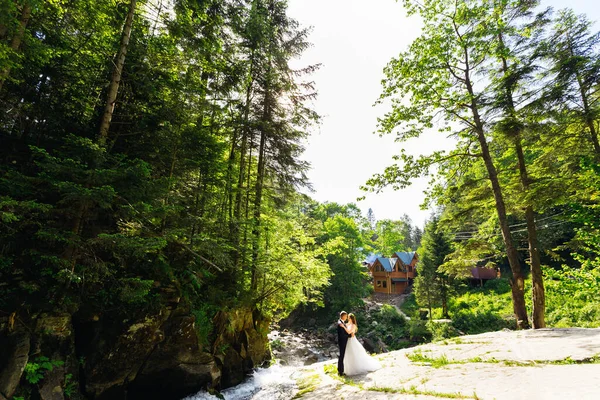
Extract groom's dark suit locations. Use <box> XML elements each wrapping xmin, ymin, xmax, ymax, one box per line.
<box><xmin>337</xmin><ymin>318</ymin><xmax>350</xmax><ymax>375</ymax></box>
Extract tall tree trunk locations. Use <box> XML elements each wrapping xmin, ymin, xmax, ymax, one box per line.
<box><xmin>98</xmin><ymin>0</ymin><xmax>137</xmax><ymax>145</ymax></box>
<box><xmin>463</xmin><ymin>60</ymin><xmax>530</xmax><ymax>329</ymax></box>
<box><xmin>515</xmin><ymin>140</ymin><xmax>545</xmax><ymax>328</ymax></box>
<box><xmin>189</xmin><ymin>72</ymin><xmax>210</xmax><ymax>243</ymax></box>
<box><xmin>233</xmin><ymin>55</ymin><xmax>256</xmax><ymax>270</ymax></box>
<box><xmin>477</xmin><ymin>130</ymin><xmax>529</xmax><ymax>329</ymax></box>
<box><xmin>227</xmin><ymin>125</ymin><xmax>239</xmax><ymax>226</ymax></box>
<box><xmin>0</xmin><ymin>2</ymin><xmax>32</xmax><ymax>93</ymax></box>
<box><xmin>497</xmin><ymin>34</ymin><xmax>545</xmax><ymax>328</ymax></box>
<box><xmin>251</xmin><ymin>90</ymin><xmax>269</xmax><ymax>291</ymax></box>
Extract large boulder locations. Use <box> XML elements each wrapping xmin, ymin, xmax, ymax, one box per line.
<box><xmin>360</xmin><ymin>337</ymin><xmax>375</xmax><ymax>354</ymax></box>
<box><xmin>213</xmin><ymin>309</ymin><xmax>271</xmax><ymax>388</ymax></box>
<box><xmin>128</xmin><ymin>309</ymin><xmax>220</xmax><ymax>400</ymax></box>
<box><xmin>80</xmin><ymin>310</ymin><xmax>172</xmax><ymax>399</ymax></box>
<box><xmin>0</xmin><ymin>327</ymin><xmax>30</xmax><ymax>399</ymax></box>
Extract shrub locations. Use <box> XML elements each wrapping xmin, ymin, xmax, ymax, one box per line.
<box><xmin>427</xmin><ymin>321</ymin><xmax>459</xmax><ymax>341</ymax></box>
<box><xmin>24</xmin><ymin>357</ymin><xmax>64</xmax><ymax>384</ymax></box>
<box><xmin>483</xmin><ymin>278</ymin><xmax>511</xmax><ymax>294</ymax></box>
<box><xmin>192</xmin><ymin>305</ymin><xmax>217</xmax><ymax>347</ymax></box>
<box><xmin>400</xmin><ymin>293</ymin><xmax>419</xmax><ymax>315</ymax></box>
<box><xmin>451</xmin><ymin>309</ymin><xmax>511</xmax><ymax>334</ymax></box>
<box><xmin>408</xmin><ymin>319</ymin><xmax>432</xmax><ymax>343</ymax></box>
<box><xmin>377</xmin><ymin>304</ymin><xmax>407</xmax><ymax>326</ymax></box>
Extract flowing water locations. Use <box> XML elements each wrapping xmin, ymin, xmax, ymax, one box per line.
<box><xmin>183</xmin><ymin>329</ymin><xmax>336</xmax><ymax>400</ymax></box>
<box><xmin>182</xmin><ymin>363</ymin><xmax>300</xmax><ymax>400</ymax></box>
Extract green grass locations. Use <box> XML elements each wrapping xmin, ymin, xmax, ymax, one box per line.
<box><xmin>369</xmin><ymin>385</ymin><xmax>478</xmax><ymax>399</ymax></box>
<box><xmin>292</xmin><ymin>372</ymin><xmax>322</xmax><ymax>399</ymax></box>
<box><xmin>407</xmin><ymin>350</ymin><xmax>600</xmax><ymax>368</ymax></box>
<box><xmin>407</xmin><ymin>350</ymin><xmax>452</xmax><ymax>368</ymax></box>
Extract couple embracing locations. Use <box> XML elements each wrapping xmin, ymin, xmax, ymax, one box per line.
<box><xmin>336</xmin><ymin>311</ymin><xmax>382</xmax><ymax>376</ymax></box>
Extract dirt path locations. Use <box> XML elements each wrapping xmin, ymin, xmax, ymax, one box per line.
<box><xmin>293</xmin><ymin>328</ymin><xmax>600</xmax><ymax>399</ymax></box>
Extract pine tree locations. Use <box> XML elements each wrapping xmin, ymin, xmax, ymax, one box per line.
<box><xmin>414</xmin><ymin>217</ymin><xmax>453</xmax><ymax>319</ymax></box>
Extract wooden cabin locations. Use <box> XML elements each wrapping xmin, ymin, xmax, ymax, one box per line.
<box><xmin>470</xmin><ymin>266</ymin><xmax>500</xmax><ymax>286</ymax></box>
<box><xmin>370</xmin><ymin>252</ymin><xmax>418</xmax><ymax>294</ymax></box>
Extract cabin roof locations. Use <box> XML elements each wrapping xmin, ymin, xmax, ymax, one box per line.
<box><xmin>394</xmin><ymin>251</ymin><xmax>417</xmax><ymax>265</ymax></box>
<box><xmin>375</xmin><ymin>257</ymin><xmax>397</xmax><ymax>272</ymax></box>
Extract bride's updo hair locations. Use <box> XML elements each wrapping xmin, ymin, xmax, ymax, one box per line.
<box><xmin>348</xmin><ymin>313</ymin><xmax>357</xmax><ymax>328</ymax></box>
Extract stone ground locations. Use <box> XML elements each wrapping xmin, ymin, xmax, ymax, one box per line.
<box><xmin>292</xmin><ymin>328</ymin><xmax>600</xmax><ymax>400</ymax></box>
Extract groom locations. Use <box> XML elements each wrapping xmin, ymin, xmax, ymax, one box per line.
<box><xmin>336</xmin><ymin>310</ymin><xmax>350</xmax><ymax>376</ymax></box>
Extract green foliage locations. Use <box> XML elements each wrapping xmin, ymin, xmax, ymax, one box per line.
<box><xmin>427</xmin><ymin>321</ymin><xmax>460</xmax><ymax>341</ymax></box>
<box><xmin>269</xmin><ymin>339</ymin><xmax>284</xmax><ymax>351</ymax></box>
<box><xmin>63</xmin><ymin>373</ymin><xmax>77</xmax><ymax>398</ymax></box>
<box><xmin>192</xmin><ymin>304</ymin><xmax>218</xmax><ymax>347</ymax></box>
<box><xmin>313</xmin><ymin>204</ymin><xmax>370</xmax><ymax>313</ymax></box>
<box><xmin>364</xmin><ymin>0</ymin><xmax>600</xmax><ymax>329</ymax></box>
<box><xmin>374</xmin><ymin>219</ymin><xmax>407</xmax><ymax>256</ymax></box>
<box><xmin>408</xmin><ymin>318</ymin><xmax>433</xmax><ymax>343</ymax></box>
<box><xmin>377</xmin><ymin>304</ymin><xmax>406</xmax><ymax>326</ymax></box>
<box><xmin>415</xmin><ymin>217</ymin><xmax>454</xmax><ymax>318</ymax></box>
<box><xmin>544</xmin><ymin>265</ymin><xmax>600</xmax><ymax>327</ymax></box>
<box><xmin>23</xmin><ymin>356</ymin><xmax>64</xmax><ymax>385</ymax></box>
<box><xmin>400</xmin><ymin>293</ymin><xmax>419</xmax><ymax>316</ymax></box>
<box><xmin>0</xmin><ymin>0</ymin><xmax>336</xmax><ymax>331</ymax></box>
<box><xmin>451</xmin><ymin>309</ymin><xmax>512</xmax><ymax>335</ymax></box>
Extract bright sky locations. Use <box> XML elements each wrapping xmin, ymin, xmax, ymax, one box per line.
<box><xmin>287</xmin><ymin>0</ymin><xmax>599</xmax><ymax>228</ymax></box>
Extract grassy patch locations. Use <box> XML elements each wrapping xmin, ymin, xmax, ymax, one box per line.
<box><xmin>292</xmin><ymin>372</ymin><xmax>321</xmax><ymax>399</ymax></box>
<box><xmin>370</xmin><ymin>385</ymin><xmax>478</xmax><ymax>399</ymax></box>
<box><xmin>407</xmin><ymin>350</ymin><xmax>451</xmax><ymax>368</ymax></box>
<box><xmin>407</xmin><ymin>351</ymin><xmax>600</xmax><ymax>368</ymax></box>
<box><xmin>548</xmin><ymin>355</ymin><xmax>600</xmax><ymax>365</ymax></box>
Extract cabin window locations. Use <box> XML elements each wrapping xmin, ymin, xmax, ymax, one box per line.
<box><xmin>376</xmin><ymin>280</ymin><xmax>381</xmax><ymax>287</ymax></box>
<box><xmin>383</xmin><ymin>281</ymin><xmax>387</xmax><ymax>288</ymax></box>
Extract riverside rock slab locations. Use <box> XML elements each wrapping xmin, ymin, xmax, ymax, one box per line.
<box><xmin>295</xmin><ymin>328</ymin><xmax>600</xmax><ymax>400</ymax></box>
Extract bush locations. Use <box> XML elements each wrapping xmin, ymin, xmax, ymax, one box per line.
<box><xmin>361</xmin><ymin>304</ymin><xmax>410</xmax><ymax>350</ymax></box>
<box><xmin>427</xmin><ymin>321</ymin><xmax>460</xmax><ymax>341</ymax></box>
<box><xmin>192</xmin><ymin>305</ymin><xmax>217</xmax><ymax>347</ymax></box>
<box><xmin>408</xmin><ymin>319</ymin><xmax>432</xmax><ymax>343</ymax></box>
<box><xmin>400</xmin><ymin>293</ymin><xmax>418</xmax><ymax>316</ymax></box>
<box><xmin>482</xmin><ymin>278</ymin><xmax>511</xmax><ymax>294</ymax></box>
<box><xmin>544</xmin><ymin>266</ymin><xmax>600</xmax><ymax>328</ymax></box>
<box><xmin>451</xmin><ymin>309</ymin><xmax>511</xmax><ymax>334</ymax></box>
<box><xmin>377</xmin><ymin>304</ymin><xmax>407</xmax><ymax>326</ymax></box>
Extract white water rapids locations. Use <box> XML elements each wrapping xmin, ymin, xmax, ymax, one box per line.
<box><xmin>183</xmin><ymin>330</ymin><xmax>336</xmax><ymax>400</ymax></box>
<box><xmin>182</xmin><ymin>363</ymin><xmax>300</xmax><ymax>400</ymax></box>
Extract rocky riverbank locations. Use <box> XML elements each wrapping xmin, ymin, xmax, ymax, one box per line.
<box><xmin>0</xmin><ymin>305</ymin><xmax>271</xmax><ymax>400</ymax></box>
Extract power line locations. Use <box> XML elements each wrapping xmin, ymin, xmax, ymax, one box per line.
<box><xmin>452</xmin><ymin>219</ymin><xmax>572</xmax><ymax>241</ymax></box>
<box><xmin>449</xmin><ymin>211</ymin><xmax>567</xmax><ymax>236</ymax></box>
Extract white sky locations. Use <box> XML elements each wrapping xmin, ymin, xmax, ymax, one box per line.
<box><xmin>287</xmin><ymin>0</ymin><xmax>599</xmax><ymax>228</ymax></box>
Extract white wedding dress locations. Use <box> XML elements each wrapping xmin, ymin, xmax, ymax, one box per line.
<box><xmin>343</xmin><ymin>323</ymin><xmax>382</xmax><ymax>375</ymax></box>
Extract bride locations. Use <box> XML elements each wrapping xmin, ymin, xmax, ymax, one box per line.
<box><xmin>342</xmin><ymin>313</ymin><xmax>382</xmax><ymax>375</ymax></box>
